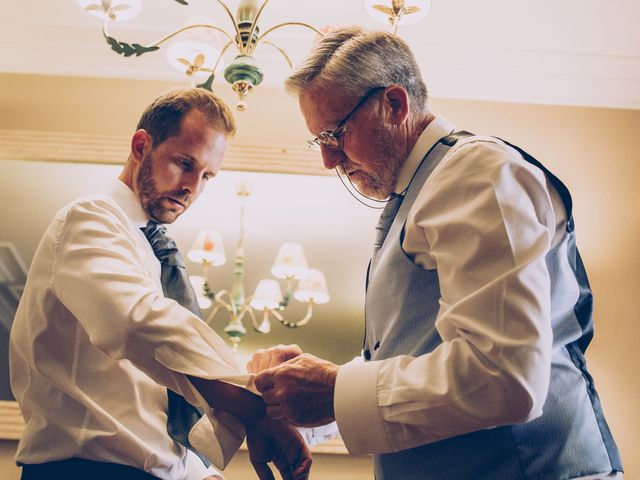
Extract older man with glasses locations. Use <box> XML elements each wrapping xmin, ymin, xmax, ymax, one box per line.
<box><xmin>248</xmin><ymin>25</ymin><xmax>624</xmax><ymax>480</ymax></box>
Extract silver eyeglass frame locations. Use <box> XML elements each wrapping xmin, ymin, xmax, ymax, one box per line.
<box><xmin>306</xmin><ymin>86</ymin><xmax>386</xmax><ymax>151</ymax></box>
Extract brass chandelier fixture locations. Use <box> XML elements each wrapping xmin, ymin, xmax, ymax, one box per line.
<box><xmin>363</xmin><ymin>0</ymin><xmax>431</xmax><ymax>35</ymax></box>
<box><xmin>77</xmin><ymin>1</ymin><xmax>432</xmax><ymax>110</ymax></box>
<box><xmin>77</xmin><ymin>0</ymin><xmax>324</xmax><ymax>111</ymax></box>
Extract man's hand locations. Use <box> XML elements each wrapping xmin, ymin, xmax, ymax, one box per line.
<box><xmin>254</xmin><ymin>354</ymin><xmax>339</xmax><ymax>427</ymax></box>
<box><xmin>246</xmin><ymin>415</ymin><xmax>312</xmax><ymax>480</ymax></box>
<box><xmin>247</xmin><ymin>344</ymin><xmax>303</xmax><ymax>374</ymax></box>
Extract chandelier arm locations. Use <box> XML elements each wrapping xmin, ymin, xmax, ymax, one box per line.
<box><xmin>101</xmin><ymin>22</ymin><xmax>235</xmax><ymax>58</ymax></box>
<box><xmin>256</xmin><ymin>22</ymin><xmax>326</xmax><ymax>45</ymax></box>
<box><xmin>214</xmin><ymin>0</ymin><xmax>243</xmax><ymax>49</ymax></box>
<box><xmin>294</xmin><ymin>302</ymin><xmax>314</xmax><ymax>327</ymax></box>
<box><xmin>276</xmin><ymin>302</ymin><xmax>314</xmax><ymax>329</ymax></box>
<box><xmin>204</xmin><ymin>303</ymin><xmax>225</xmax><ymax>326</ymax></box>
<box><xmin>213</xmin><ymin>289</ymin><xmax>233</xmax><ymax>310</ymax></box>
<box><xmin>259</xmin><ymin>41</ymin><xmax>293</xmax><ymax>69</ymax></box>
<box><xmin>197</xmin><ymin>38</ymin><xmax>235</xmax><ymax>90</ymax></box>
<box><xmin>248</xmin><ymin>308</ymin><xmax>271</xmax><ymax>334</ymax></box>
<box><xmin>236</xmin><ymin>302</ymin><xmax>253</xmax><ymax>323</ymax></box>
<box><xmin>245</xmin><ymin>0</ymin><xmax>272</xmax><ymax>55</ymax></box>
<box><xmin>246</xmin><ymin>307</ymin><xmax>260</xmax><ymax>331</ymax></box>
<box><xmin>149</xmin><ymin>24</ymin><xmax>236</xmax><ymax>47</ymax></box>
<box><xmin>213</xmin><ymin>40</ymin><xmax>235</xmax><ymax>72</ymax></box>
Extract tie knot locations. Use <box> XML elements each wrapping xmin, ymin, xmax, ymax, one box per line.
<box><xmin>141</xmin><ymin>221</ymin><xmax>184</xmax><ymax>267</ymax></box>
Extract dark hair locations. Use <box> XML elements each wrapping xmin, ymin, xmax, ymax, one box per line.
<box><xmin>136</xmin><ymin>87</ymin><xmax>236</xmax><ymax>145</ymax></box>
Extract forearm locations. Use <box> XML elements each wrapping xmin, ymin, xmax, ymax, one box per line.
<box><xmin>189</xmin><ymin>376</ymin><xmax>313</xmax><ymax>480</ymax></box>
<box><xmin>188</xmin><ymin>375</ymin><xmax>266</xmax><ymax>427</ymax></box>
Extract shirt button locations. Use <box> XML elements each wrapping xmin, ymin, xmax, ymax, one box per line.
<box><xmin>374</xmin><ymin>340</ymin><xmax>381</xmax><ymax>350</ymax></box>
<box><xmin>364</xmin><ymin>349</ymin><xmax>371</xmax><ymax>361</ymax></box>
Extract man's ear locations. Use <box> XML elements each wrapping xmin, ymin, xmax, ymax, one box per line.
<box><xmin>130</xmin><ymin>129</ymin><xmax>152</xmax><ymax>163</ymax></box>
<box><xmin>383</xmin><ymin>85</ymin><xmax>410</xmax><ymax>126</ymax></box>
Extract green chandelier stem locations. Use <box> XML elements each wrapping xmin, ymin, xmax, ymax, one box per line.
<box><xmin>229</xmin><ymin>198</ymin><xmax>247</xmax><ymax>317</ymax></box>
<box><xmin>245</xmin><ymin>0</ymin><xmax>271</xmax><ymax>55</ymax></box>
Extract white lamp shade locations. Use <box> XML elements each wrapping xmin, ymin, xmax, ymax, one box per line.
<box><xmin>189</xmin><ymin>275</ymin><xmax>212</xmax><ymax>309</ymax></box>
<box><xmin>196</xmin><ymin>295</ymin><xmax>212</xmax><ymax>310</ymax></box>
<box><xmin>294</xmin><ymin>269</ymin><xmax>330</xmax><ymax>304</ymax></box>
<box><xmin>189</xmin><ymin>274</ymin><xmax>205</xmax><ymax>289</ymax></box>
<box><xmin>250</xmin><ymin>279</ymin><xmax>282</xmax><ymax>310</ymax></box>
<box><xmin>363</xmin><ymin>0</ymin><xmax>431</xmax><ymax>27</ymax></box>
<box><xmin>271</xmin><ymin>243</ymin><xmax>309</xmax><ymax>279</ymax></box>
<box><xmin>78</xmin><ymin>0</ymin><xmax>142</xmax><ymax>21</ymax></box>
<box><xmin>166</xmin><ymin>40</ymin><xmax>222</xmax><ymax>77</ymax></box>
<box><xmin>188</xmin><ymin>229</ymin><xmax>226</xmax><ymax>265</ymax></box>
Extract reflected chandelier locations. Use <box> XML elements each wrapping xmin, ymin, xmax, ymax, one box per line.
<box><xmin>187</xmin><ymin>184</ymin><xmax>329</xmax><ymax>351</ymax></box>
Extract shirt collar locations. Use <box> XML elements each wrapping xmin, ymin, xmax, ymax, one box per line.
<box><xmin>104</xmin><ymin>179</ymin><xmax>150</xmax><ymax>228</ymax></box>
<box><xmin>394</xmin><ymin>115</ymin><xmax>456</xmax><ymax>194</ymax></box>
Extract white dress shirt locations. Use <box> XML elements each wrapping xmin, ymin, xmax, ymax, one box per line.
<box><xmin>10</xmin><ymin>179</ymin><xmax>254</xmax><ymax>480</ymax></box>
<box><xmin>332</xmin><ymin>117</ymin><xmax>620</xmax><ymax>480</ymax></box>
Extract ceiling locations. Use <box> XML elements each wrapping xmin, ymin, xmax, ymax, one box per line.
<box><xmin>0</xmin><ymin>0</ymin><xmax>639</xmax><ymax>369</ymax></box>
<box><xmin>0</xmin><ymin>0</ymin><xmax>638</xmax><ymax>109</ymax></box>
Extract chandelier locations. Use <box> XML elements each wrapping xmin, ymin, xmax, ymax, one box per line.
<box><xmin>77</xmin><ymin>0</ymin><xmax>323</xmax><ymax>111</ymax></box>
<box><xmin>362</xmin><ymin>0</ymin><xmax>431</xmax><ymax>35</ymax></box>
<box><xmin>186</xmin><ymin>184</ymin><xmax>329</xmax><ymax>351</ymax></box>
<box><xmin>77</xmin><ymin>1</ymin><xmax>432</xmax><ymax>110</ymax></box>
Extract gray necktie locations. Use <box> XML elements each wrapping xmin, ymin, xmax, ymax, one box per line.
<box><xmin>141</xmin><ymin>221</ymin><xmax>210</xmax><ymax>467</ymax></box>
<box><xmin>372</xmin><ymin>193</ymin><xmax>404</xmax><ymax>266</ymax></box>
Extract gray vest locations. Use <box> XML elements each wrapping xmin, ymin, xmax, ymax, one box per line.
<box><xmin>364</xmin><ymin>132</ymin><xmax>623</xmax><ymax>479</ymax></box>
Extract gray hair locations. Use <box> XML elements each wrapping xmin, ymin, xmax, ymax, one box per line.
<box><xmin>285</xmin><ymin>26</ymin><xmax>428</xmax><ymax>112</ymax></box>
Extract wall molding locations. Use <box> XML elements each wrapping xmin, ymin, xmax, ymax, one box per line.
<box><xmin>0</xmin><ymin>129</ymin><xmax>330</xmax><ymax>177</ymax></box>
<box><xmin>0</xmin><ymin>400</ymin><xmax>349</xmax><ymax>454</ymax></box>
<box><xmin>0</xmin><ymin>401</ymin><xmax>24</xmax><ymax>440</ymax></box>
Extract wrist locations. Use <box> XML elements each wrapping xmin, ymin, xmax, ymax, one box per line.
<box><xmin>323</xmin><ymin>364</ymin><xmax>339</xmax><ymax>420</ymax></box>
<box><xmin>240</xmin><ymin>399</ymin><xmax>267</xmax><ymax>428</ymax></box>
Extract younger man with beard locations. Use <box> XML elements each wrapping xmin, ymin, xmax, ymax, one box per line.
<box><xmin>9</xmin><ymin>88</ymin><xmax>311</xmax><ymax>480</ymax></box>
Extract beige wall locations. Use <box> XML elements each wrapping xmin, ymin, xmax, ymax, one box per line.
<box><xmin>1</xmin><ymin>73</ymin><xmax>639</xmax><ymax>478</ymax></box>
<box><xmin>0</xmin><ymin>441</ymin><xmax>372</xmax><ymax>480</ymax></box>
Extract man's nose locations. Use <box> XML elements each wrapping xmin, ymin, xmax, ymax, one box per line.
<box><xmin>321</xmin><ymin>147</ymin><xmax>342</xmax><ymax>170</ymax></box>
<box><xmin>182</xmin><ymin>173</ymin><xmax>203</xmax><ymax>196</ymax></box>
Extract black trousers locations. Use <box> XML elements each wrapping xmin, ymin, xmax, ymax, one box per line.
<box><xmin>21</xmin><ymin>458</ymin><xmax>161</xmax><ymax>479</ymax></box>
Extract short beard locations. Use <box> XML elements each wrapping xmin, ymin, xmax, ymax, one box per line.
<box><xmin>346</xmin><ymin>122</ymin><xmax>404</xmax><ymax>200</ymax></box>
<box><xmin>136</xmin><ymin>151</ymin><xmax>180</xmax><ymax>224</ymax></box>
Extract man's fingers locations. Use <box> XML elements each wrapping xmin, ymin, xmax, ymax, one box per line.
<box><xmin>275</xmin><ymin>465</ymin><xmax>295</xmax><ymax>480</ymax></box>
<box><xmin>287</xmin><ymin>441</ymin><xmax>313</xmax><ymax>480</ymax></box>
<box><xmin>254</xmin><ymin>370</ymin><xmax>276</xmax><ymax>393</ymax></box>
<box><xmin>261</xmin><ymin>388</ymin><xmax>280</xmax><ymax>405</ymax></box>
<box><xmin>292</xmin><ymin>455</ymin><xmax>312</xmax><ymax>480</ymax></box>
<box><xmin>249</xmin><ymin>345</ymin><xmax>304</xmax><ymax>374</ymax></box>
<box><xmin>247</xmin><ymin>349</ymin><xmax>265</xmax><ymax>373</ymax></box>
<box><xmin>251</xmin><ymin>461</ymin><xmax>276</xmax><ymax>480</ymax></box>
<box><xmin>266</xmin><ymin>404</ymin><xmax>287</xmax><ymax>420</ymax></box>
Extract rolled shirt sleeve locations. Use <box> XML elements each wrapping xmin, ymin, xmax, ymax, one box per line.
<box><xmin>334</xmin><ymin>138</ymin><xmax>556</xmax><ymax>454</ymax></box>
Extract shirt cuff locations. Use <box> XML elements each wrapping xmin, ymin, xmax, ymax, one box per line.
<box><xmin>334</xmin><ymin>359</ymin><xmax>390</xmax><ymax>454</ymax></box>
<box><xmin>297</xmin><ymin>422</ymin><xmax>341</xmax><ymax>446</ymax></box>
<box><xmin>189</xmin><ymin>410</ymin><xmax>245</xmax><ymax>470</ymax></box>
<box><xmin>184</xmin><ymin>448</ymin><xmax>224</xmax><ymax>480</ymax></box>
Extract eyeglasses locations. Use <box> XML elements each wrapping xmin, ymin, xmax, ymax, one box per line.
<box><xmin>306</xmin><ymin>86</ymin><xmax>386</xmax><ymax>151</ymax></box>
